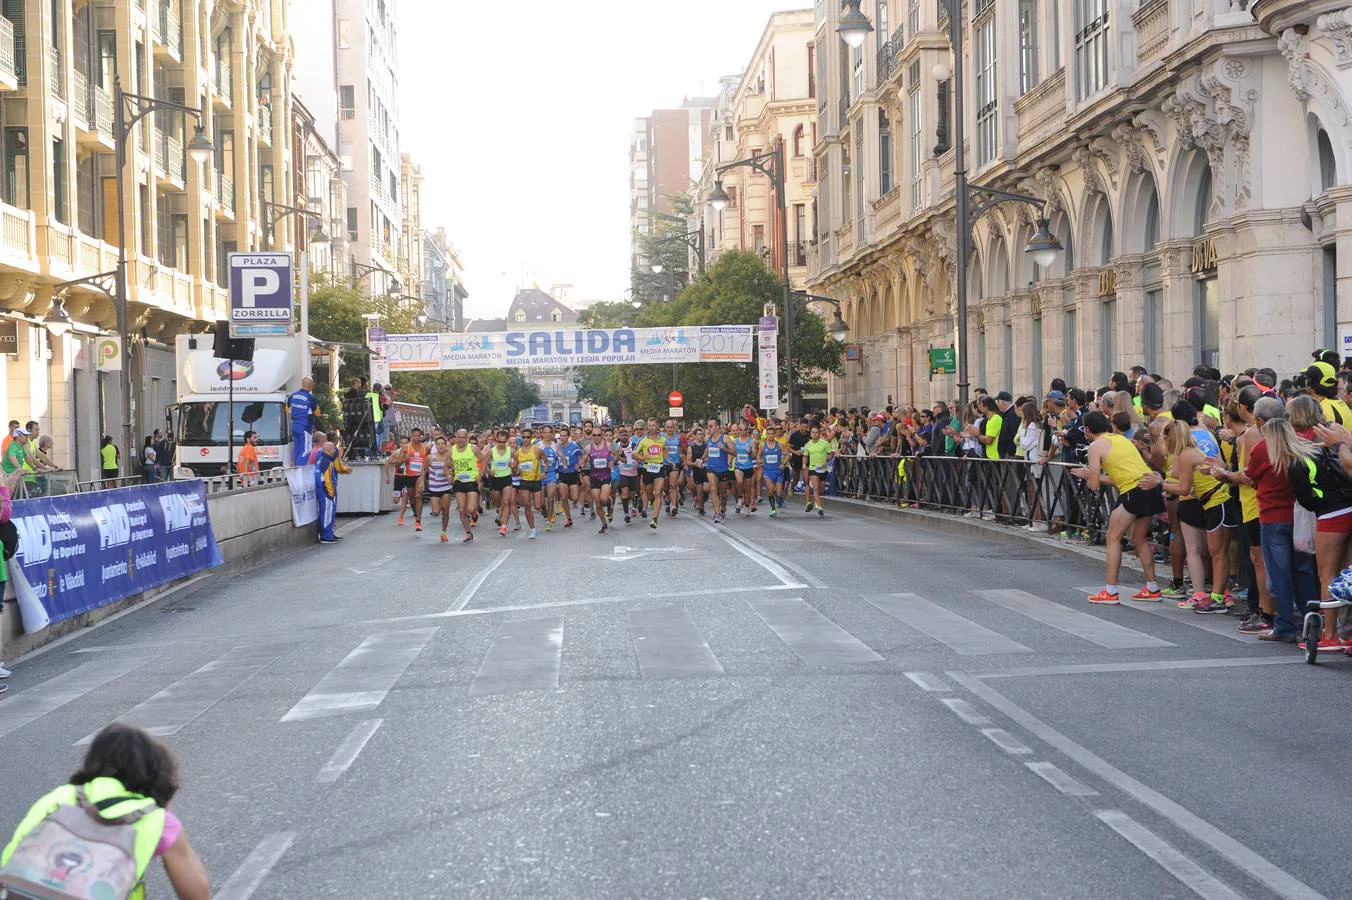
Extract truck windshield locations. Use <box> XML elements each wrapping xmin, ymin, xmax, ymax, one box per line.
<box><xmin>178</xmin><ymin>401</ymin><xmax>287</xmax><ymax>446</ymax></box>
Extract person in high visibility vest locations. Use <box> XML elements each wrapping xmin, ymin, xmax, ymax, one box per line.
<box><xmin>2</xmin><ymin>723</ymin><xmax>210</xmax><ymax>900</ymax></box>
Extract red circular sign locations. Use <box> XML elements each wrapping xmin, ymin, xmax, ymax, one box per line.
<box><xmin>668</xmin><ymin>391</ymin><xmax>684</xmax><ymax>407</ymax></box>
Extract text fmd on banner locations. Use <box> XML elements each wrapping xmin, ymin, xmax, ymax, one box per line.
<box><xmin>229</xmin><ymin>252</ymin><xmax>294</xmax><ymax>338</ymax></box>
<box><xmin>9</xmin><ymin>481</ymin><xmax>225</xmax><ymax>625</ymax></box>
<box><xmin>380</xmin><ymin>326</ymin><xmax>756</xmax><ymax>371</ymax></box>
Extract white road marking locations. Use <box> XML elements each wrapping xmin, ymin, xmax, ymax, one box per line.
<box><xmin>628</xmin><ymin>605</ymin><xmax>724</xmax><ymax>679</ymax></box>
<box><xmin>215</xmin><ymin>832</ymin><xmax>296</xmax><ymax>900</ymax></box>
<box><xmin>0</xmin><ymin>657</ymin><xmax>150</xmax><ymax>740</ymax></box>
<box><xmin>469</xmin><ymin>617</ymin><xmax>564</xmax><ymax>696</ymax></box>
<box><xmin>939</xmin><ymin>697</ymin><xmax>990</xmax><ymax>725</ymax></box>
<box><xmin>867</xmin><ymin>594</ymin><xmax>1035</xmax><ymax>655</ymax></box>
<box><xmin>281</xmin><ymin>629</ymin><xmax>438</xmax><ymax>722</ymax></box>
<box><xmin>334</xmin><ymin>516</ymin><xmax>374</xmax><ymax>538</ymax></box>
<box><xmin>1095</xmin><ymin>810</ymin><xmax>1248</xmax><ymax>900</ymax></box>
<box><xmin>316</xmin><ymin>718</ymin><xmax>384</xmax><ymax>783</ymax></box>
<box><xmin>975</xmin><ymin>589</ymin><xmax>1175</xmax><ymax>649</ymax></box>
<box><xmin>747</xmin><ymin>597</ymin><xmax>883</xmax><ymax>664</ymax></box>
<box><xmin>691</xmin><ymin>516</ymin><xmax>823</xmax><ymax>587</ymax></box>
<box><xmin>981</xmin><ymin>727</ymin><xmax>1032</xmax><ymax>755</ymax></box>
<box><xmin>446</xmin><ymin>550</ymin><xmax>512</xmax><ymax>612</ymax></box>
<box><xmin>973</xmin><ymin>656</ymin><xmax>1305</xmax><ymax>679</ymax></box>
<box><xmin>594</xmin><ymin>545</ymin><xmax>696</xmax><ymax>562</ymax></box>
<box><xmin>903</xmin><ymin>671</ymin><xmax>952</xmax><ymax>692</ymax></box>
<box><xmin>76</xmin><ymin>644</ymin><xmax>293</xmax><ymax>745</ymax></box>
<box><xmin>950</xmin><ymin>671</ymin><xmax>1328</xmax><ymax>900</ymax></box>
<box><xmin>346</xmin><ymin>553</ymin><xmax>395</xmax><ymax>575</ymax></box>
<box><xmin>1026</xmin><ymin>761</ymin><xmax>1097</xmax><ymax>796</ymax></box>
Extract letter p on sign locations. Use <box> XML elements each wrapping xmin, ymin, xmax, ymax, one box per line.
<box><xmin>241</xmin><ymin>269</ymin><xmax>279</xmax><ymax>307</ymax></box>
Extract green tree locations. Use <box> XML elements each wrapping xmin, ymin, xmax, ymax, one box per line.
<box><xmin>626</xmin><ymin>250</ymin><xmax>843</xmax><ymax>421</ymax></box>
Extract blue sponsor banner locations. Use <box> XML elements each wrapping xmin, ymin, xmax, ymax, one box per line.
<box><xmin>382</xmin><ymin>326</ymin><xmax>755</xmax><ymax>371</ymax></box>
<box><xmin>9</xmin><ymin>481</ymin><xmax>225</xmax><ymax>624</ymax></box>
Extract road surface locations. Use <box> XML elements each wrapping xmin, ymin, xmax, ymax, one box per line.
<box><xmin>0</xmin><ymin>505</ymin><xmax>1344</xmax><ymax>899</ymax></box>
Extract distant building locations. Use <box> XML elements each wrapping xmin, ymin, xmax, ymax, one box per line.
<box><xmin>629</xmin><ymin>99</ymin><xmax>715</xmax><ymax>274</ymax></box>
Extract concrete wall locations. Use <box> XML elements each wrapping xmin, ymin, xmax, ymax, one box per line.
<box><xmin>0</xmin><ymin>481</ymin><xmax>312</xmax><ymax>661</ymax></box>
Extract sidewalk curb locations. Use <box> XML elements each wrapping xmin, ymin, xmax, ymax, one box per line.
<box><xmin>819</xmin><ymin>496</ymin><xmax>1145</xmax><ymax>574</ymax></box>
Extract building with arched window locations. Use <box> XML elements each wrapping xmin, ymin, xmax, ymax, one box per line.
<box><xmin>807</xmin><ymin>0</ymin><xmax>1352</xmax><ymax>408</ymax></box>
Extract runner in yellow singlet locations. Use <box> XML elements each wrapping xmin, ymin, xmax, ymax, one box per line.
<box><xmin>515</xmin><ymin>432</ymin><xmax>542</xmax><ymax>539</ymax></box>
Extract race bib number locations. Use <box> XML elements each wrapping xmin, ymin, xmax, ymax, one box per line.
<box><xmin>519</xmin><ymin>460</ymin><xmax>535</xmax><ymax>472</ymax></box>
<box><xmin>646</xmin><ymin>462</ymin><xmax>663</xmax><ymax>473</ymax></box>
<box><xmin>407</xmin><ymin>459</ymin><xmax>424</xmax><ymax>474</ymax></box>
<box><xmin>708</xmin><ymin>447</ymin><xmax>722</xmax><ymax>458</ymax></box>
<box><xmin>765</xmin><ymin>452</ymin><xmax>780</xmax><ymax>466</ymax></box>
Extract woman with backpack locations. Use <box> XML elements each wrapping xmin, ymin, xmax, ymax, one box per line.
<box><xmin>1</xmin><ymin>723</ymin><xmax>210</xmax><ymax>900</ymax></box>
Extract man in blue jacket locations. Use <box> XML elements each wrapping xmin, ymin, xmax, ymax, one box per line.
<box><xmin>287</xmin><ymin>376</ymin><xmax>318</xmax><ymax>466</ymax></box>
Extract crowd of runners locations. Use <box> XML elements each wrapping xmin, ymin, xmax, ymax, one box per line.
<box><xmin>376</xmin><ymin>416</ymin><xmax>839</xmax><ymax>543</ymax></box>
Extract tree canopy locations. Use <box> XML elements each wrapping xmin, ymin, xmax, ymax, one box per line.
<box><xmin>578</xmin><ymin>250</ymin><xmax>843</xmax><ymax>422</ymax></box>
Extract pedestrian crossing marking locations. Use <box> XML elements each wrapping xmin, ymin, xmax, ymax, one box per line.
<box><xmin>281</xmin><ymin>628</ymin><xmax>438</xmax><ymax>722</ymax></box>
<box><xmin>627</xmin><ymin>604</ymin><xmax>724</xmax><ymax>679</ymax></box>
<box><xmin>866</xmin><ymin>593</ymin><xmax>1036</xmax><ymax>655</ymax></box>
<box><xmin>746</xmin><ymin>597</ymin><xmax>883</xmax><ymax>665</ymax></box>
<box><xmin>976</xmin><ymin>589</ymin><xmax>1175</xmax><ymax>649</ymax></box>
<box><xmin>468</xmin><ymin>617</ymin><xmax>564</xmax><ymax>696</ymax></box>
<box><xmin>0</xmin><ymin>656</ymin><xmax>151</xmax><ymax>741</ymax></box>
<box><xmin>77</xmin><ymin>643</ymin><xmax>295</xmax><ymax>745</ymax></box>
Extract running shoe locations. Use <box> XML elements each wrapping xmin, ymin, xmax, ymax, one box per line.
<box><xmin>463</xmin><ymin>532</ymin><xmax>474</xmax><ymax>543</ymax></box>
<box><xmin>1193</xmin><ymin>597</ymin><xmax>1229</xmax><ymax>615</ymax></box>
<box><xmin>1179</xmin><ymin>591</ymin><xmax>1209</xmax><ymax>610</ymax></box>
<box><xmin>564</xmin><ymin>519</ymin><xmax>573</xmax><ymax>528</ymax></box>
<box><xmin>529</xmin><ymin>528</ymin><xmax>537</xmax><ymax>540</ymax></box>
<box><xmin>805</xmin><ymin>501</ymin><xmax>814</xmax><ymax>513</ymax></box>
<box><xmin>650</xmin><ymin>518</ymin><xmax>658</xmax><ymax>530</ymax></box>
<box><xmin>698</xmin><ymin>507</ymin><xmax>705</xmax><ymax>516</ymax></box>
<box><xmin>624</xmin><ymin>514</ymin><xmax>631</xmax><ymax>525</ymax></box>
<box><xmin>769</xmin><ymin>508</ymin><xmax>778</xmax><ymax>518</ymax></box>
<box><xmin>397</xmin><ymin>516</ymin><xmax>404</xmax><ymax>526</ymax></box>
<box><xmin>414</xmin><ymin>522</ymin><xmax>422</xmax><ymax>533</ymax></box>
<box><xmin>440</xmin><ymin>532</ymin><xmax>448</xmax><ymax>544</ymax></box>
<box><xmin>1160</xmin><ymin>580</ymin><xmax>1188</xmax><ymax>600</ymax></box>
<box><xmin>1129</xmin><ymin>587</ymin><xmax>1162</xmax><ymax>601</ymax></box>
<box><xmin>545</xmin><ymin>521</ymin><xmax>552</xmax><ymax>532</ymax></box>
<box><xmin>0</xmin><ymin>665</ymin><xmax>9</xmax><ymax>678</ymax></box>
<box><xmin>1238</xmin><ymin>615</ymin><xmax>1272</xmax><ymax>634</ymax></box>
<box><xmin>319</xmin><ymin>537</ymin><xmax>337</xmax><ymax>545</ymax></box>
<box><xmin>1299</xmin><ymin>636</ymin><xmax>1344</xmax><ymax>652</ymax></box>
<box><xmin>499</xmin><ymin>525</ymin><xmax>508</xmax><ymax>537</ymax></box>
<box><xmin>817</xmin><ymin>506</ymin><xmax>824</xmax><ymax>517</ymax></box>
<box><xmin>1087</xmin><ymin>590</ymin><xmax>1120</xmax><ymax>605</ymax></box>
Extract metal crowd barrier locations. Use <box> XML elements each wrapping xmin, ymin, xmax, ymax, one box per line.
<box><xmin>832</xmin><ymin>455</ymin><xmax>1119</xmax><ymax>545</ymax></box>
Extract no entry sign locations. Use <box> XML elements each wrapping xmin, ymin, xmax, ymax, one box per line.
<box><xmin>668</xmin><ymin>390</ymin><xmax>684</xmax><ymax>407</ymax></box>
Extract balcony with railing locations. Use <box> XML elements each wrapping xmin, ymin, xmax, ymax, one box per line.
<box><xmin>0</xmin><ymin>16</ymin><xmax>17</xmax><ymax>90</ymax></box>
<box><xmin>153</xmin><ymin>1</ymin><xmax>182</xmax><ymax>61</ymax></box>
<box><xmin>153</xmin><ymin>126</ymin><xmax>185</xmax><ymax>186</ymax></box>
<box><xmin>1015</xmin><ymin>69</ymin><xmax>1067</xmax><ymax>151</ymax></box>
<box><xmin>0</xmin><ymin>204</ymin><xmax>34</xmax><ymax>268</ymax></box>
<box><xmin>214</xmin><ymin>172</ymin><xmax>234</xmax><ymax>217</ymax></box>
<box><xmin>47</xmin><ymin>45</ymin><xmax>63</xmax><ymax>100</ymax></box>
<box><xmin>875</xmin><ymin>24</ymin><xmax>905</xmax><ymax>85</ymax></box>
<box><xmin>792</xmin><ymin>156</ymin><xmax>819</xmax><ymax>183</ymax></box>
<box><xmin>785</xmin><ymin>241</ymin><xmax>809</xmax><ymax>269</ymax></box>
<box><xmin>1133</xmin><ymin>0</ymin><xmax>1171</xmax><ymax>68</ymax></box>
<box><xmin>839</xmin><ymin>96</ymin><xmax>850</xmax><ymax>131</ymax></box>
<box><xmin>257</xmin><ymin>105</ymin><xmax>273</xmax><ymax>146</ymax></box>
<box><xmin>74</xmin><ymin>71</ymin><xmax>114</xmax><ymax>146</ymax></box>
<box><xmin>213</xmin><ymin>58</ymin><xmax>232</xmax><ymax>108</ymax></box>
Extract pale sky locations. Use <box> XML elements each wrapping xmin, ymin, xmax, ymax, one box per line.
<box><xmin>398</xmin><ymin>0</ymin><xmax>806</xmax><ymax>321</ymax></box>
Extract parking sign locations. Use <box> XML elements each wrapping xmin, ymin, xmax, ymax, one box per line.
<box><xmin>229</xmin><ymin>252</ymin><xmax>294</xmax><ymax>337</ymax></box>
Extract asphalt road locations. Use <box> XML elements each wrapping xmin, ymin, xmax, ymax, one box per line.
<box><xmin>1</xmin><ymin>498</ymin><xmax>1347</xmax><ymax>899</ymax></box>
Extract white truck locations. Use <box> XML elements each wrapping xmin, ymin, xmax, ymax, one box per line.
<box><xmin>169</xmin><ymin>332</ymin><xmax>309</xmax><ymax>477</ymax></box>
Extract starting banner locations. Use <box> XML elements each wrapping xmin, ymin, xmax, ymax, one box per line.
<box><xmin>381</xmin><ymin>326</ymin><xmax>756</xmax><ymax>371</ymax></box>
<box><xmin>9</xmin><ymin>481</ymin><xmax>225</xmax><ymax>625</ymax></box>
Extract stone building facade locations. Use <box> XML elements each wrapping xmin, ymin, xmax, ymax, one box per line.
<box><xmin>808</xmin><ymin>0</ymin><xmax>1349</xmax><ymax>409</ymax></box>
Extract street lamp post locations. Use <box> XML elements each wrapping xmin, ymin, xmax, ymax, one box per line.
<box><xmin>709</xmin><ymin>143</ymin><xmax>794</xmax><ymax>414</ymax></box>
<box><xmin>933</xmin><ymin>0</ymin><xmax>1062</xmax><ymax>410</ymax></box>
<box><xmin>263</xmin><ymin>200</ymin><xmax>328</xmax><ymax>377</ymax></box>
<box><xmin>352</xmin><ymin>262</ymin><xmax>400</xmax><ymax>292</ymax></box>
<box><xmin>112</xmin><ymin>76</ymin><xmax>213</xmax><ymax>473</ymax></box>
<box><xmin>790</xmin><ymin>291</ymin><xmax>851</xmax><ymax>344</ymax></box>
<box><xmin>651</xmin><ymin>228</ymin><xmax>706</xmax><ymax>277</ymax></box>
